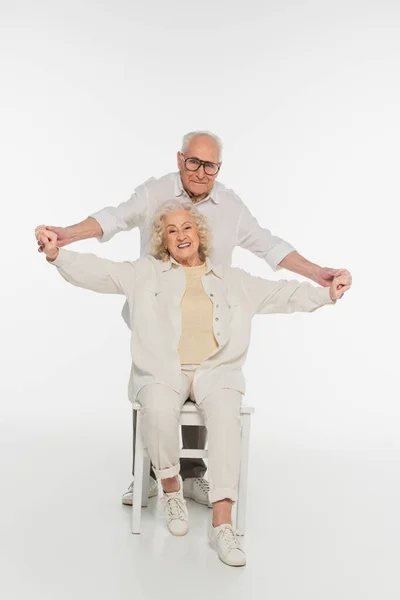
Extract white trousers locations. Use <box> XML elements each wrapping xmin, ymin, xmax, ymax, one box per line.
<box><xmin>136</xmin><ymin>367</ymin><xmax>242</xmax><ymax>503</ymax></box>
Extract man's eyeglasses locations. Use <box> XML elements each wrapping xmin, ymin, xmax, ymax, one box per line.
<box><xmin>181</xmin><ymin>155</ymin><xmax>220</xmax><ymax>176</ymax></box>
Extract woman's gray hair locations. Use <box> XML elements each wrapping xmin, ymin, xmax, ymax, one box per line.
<box><xmin>151</xmin><ymin>200</ymin><xmax>211</xmax><ymax>262</ymax></box>
<box><xmin>181</xmin><ymin>131</ymin><xmax>223</xmax><ymax>160</ymax></box>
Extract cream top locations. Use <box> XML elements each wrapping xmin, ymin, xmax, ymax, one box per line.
<box><xmin>179</xmin><ymin>264</ymin><xmax>218</xmax><ymax>365</ymax></box>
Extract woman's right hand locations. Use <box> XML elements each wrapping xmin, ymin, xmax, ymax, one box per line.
<box><xmin>35</xmin><ymin>225</ymin><xmax>59</xmax><ymax>261</ymax></box>
<box><xmin>329</xmin><ymin>270</ymin><xmax>352</xmax><ymax>301</ymax></box>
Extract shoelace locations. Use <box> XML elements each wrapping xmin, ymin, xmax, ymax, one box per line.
<box><xmin>193</xmin><ymin>478</ymin><xmax>210</xmax><ymax>493</ymax></box>
<box><xmin>218</xmin><ymin>525</ymin><xmax>242</xmax><ymax>551</ymax></box>
<box><xmin>164</xmin><ymin>495</ymin><xmax>186</xmax><ymax>521</ymax></box>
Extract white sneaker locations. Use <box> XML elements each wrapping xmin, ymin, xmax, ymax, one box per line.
<box><xmin>208</xmin><ymin>522</ymin><xmax>246</xmax><ymax>567</ymax></box>
<box><xmin>182</xmin><ymin>477</ymin><xmax>212</xmax><ymax>508</ymax></box>
<box><xmin>163</xmin><ymin>476</ymin><xmax>189</xmax><ymax>536</ymax></box>
<box><xmin>121</xmin><ymin>476</ymin><xmax>158</xmax><ymax>505</ymax></box>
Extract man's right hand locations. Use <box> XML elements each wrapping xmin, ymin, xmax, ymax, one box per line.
<box><xmin>37</xmin><ymin>226</ymin><xmax>71</xmax><ymax>252</ymax></box>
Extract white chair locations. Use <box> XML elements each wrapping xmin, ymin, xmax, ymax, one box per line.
<box><xmin>131</xmin><ymin>400</ymin><xmax>254</xmax><ymax>536</ymax></box>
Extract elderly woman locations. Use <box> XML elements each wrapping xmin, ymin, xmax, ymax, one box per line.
<box><xmin>36</xmin><ymin>201</ymin><xmax>351</xmax><ymax>567</ymax></box>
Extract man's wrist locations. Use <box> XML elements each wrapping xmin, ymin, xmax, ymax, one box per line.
<box><xmin>279</xmin><ymin>251</ymin><xmax>320</xmax><ymax>282</ymax></box>
<box><xmin>65</xmin><ymin>225</ymin><xmax>79</xmax><ymax>243</ymax></box>
<box><xmin>294</xmin><ymin>258</ymin><xmax>321</xmax><ymax>283</ymax></box>
<box><xmin>308</xmin><ymin>264</ymin><xmax>321</xmax><ymax>284</ymax></box>
<box><xmin>69</xmin><ymin>218</ymin><xmax>103</xmax><ymax>242</ymax></box>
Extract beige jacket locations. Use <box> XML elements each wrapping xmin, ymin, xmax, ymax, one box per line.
<box><xmin>51</xmin><ymin>249</ymin><xmax>335</xmax><ymax>403</ymax></box>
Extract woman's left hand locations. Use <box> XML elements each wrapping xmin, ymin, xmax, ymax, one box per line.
<box><xmin>35</xmin><ymin>225</ymin><xmax>59</xmax><ymax>261</ymax></box>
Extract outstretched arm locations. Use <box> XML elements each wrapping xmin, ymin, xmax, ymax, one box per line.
<box><xmin>237</xmin><ymin>203</ymin><xmax>347</xmax><ymax>287</ymax></box>
<box><xmin>36</xmin><ymin>227</ymin><xmax>135</xmax><ymax>295</ymax></box>
<box><xmin>278</xmin><ymin>251</ymin><xmax>340</xmax><ymax>287</ymax></box>
<box><xmin>37</xmin><ymin>218</ymin><xmax>103</xmax><ymax>249</ymax></box>
<box><xmin>37</xmin><ymin>183</ymin><xmax>150</xmax><ymax>250</ymax></box>
<box><xmin>239</xmin><ymin>269</ymin><xmax>352</xmax><ymax>315</ymax></box>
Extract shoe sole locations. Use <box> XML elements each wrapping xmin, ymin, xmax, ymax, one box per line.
<box><xmin>208</xmin><ymin>529</ymin><xmax>246</xmax><ymax>567</ymax></box>
<box><xmin>167</xmin><ymin>526</ymin><xmax>189</xmax><ymax>536</ymax></box>
<box><xmin>121</xmin><ymin>488</ymin><xmax>158</xmax><ymax>505</ymax></box>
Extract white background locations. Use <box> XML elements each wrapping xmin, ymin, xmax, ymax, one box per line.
<box><xmin>0</xmin><ymin>1</ymin><xmax>399</xmax><ymax>599</ymax></box>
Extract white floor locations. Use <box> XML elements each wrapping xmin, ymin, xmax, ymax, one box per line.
<box><xmin>1</xmin><ymin>416</ymin><xmax>398</xmax><ymax>600</ymax></box>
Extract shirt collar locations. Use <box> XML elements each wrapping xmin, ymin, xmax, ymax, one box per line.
<box><xmin>174</xmin><ymin>172</ymin><xmax>219</xmax><ymax>205</ymax></box>
<box><xmin>158</xmin><ymin>255</ymin><xmax>223</xmax><ymax>279</ymax></box>
<box><xmin>158</xmin><ymin>257</ymin><xmax>176</xmax><ymax>272</ymax></box>
<box><xmin>204</xmin><ymin>256</ymin><xmax>223</xmax><ymax>279</ymax></box>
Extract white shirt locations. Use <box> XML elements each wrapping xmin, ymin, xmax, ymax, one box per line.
<box><xmin>91</xmin><ymin>172</ymin><xmax>297</xmax><ymax>326</ymax></box>
<box><xmin>51</xmin><ymin>249</ymin><xmax>334</xmax><ymax>404</ymax></box>
<box><xmin>91</xmin><ymin>172</ymin><xmax>295</xmax><ymax>268</ymax></box>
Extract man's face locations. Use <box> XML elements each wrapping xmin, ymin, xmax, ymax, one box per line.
<box><xmin>163</xmin><ymin>210</ymin><xmax>200</xmax><ymax>263</ymax></box>
<box><xmin>177</xmin><ymin>135</ymin><xmax>221</xmax><ymax>199</ymax></box>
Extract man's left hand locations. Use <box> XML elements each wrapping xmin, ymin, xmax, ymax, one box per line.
<box><xmin>314</xmin><ymin>267</ymin><xmax>347</xmax><ymax>287</ymax></box>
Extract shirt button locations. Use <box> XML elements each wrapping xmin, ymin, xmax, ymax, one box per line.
<box><xmin>215</xmin><ymin>317</ymin><xmax>219</xmax><ymax>321</ymax></box>
<box><xmin>210</xmin><ymin>293</ymin><xmax>214</xmax><ymax>297</ymax></box>
<box><xmin>216</xmin><ymin>304</ymin><xmax>219</xmax><ymax>308</ymax></box>
<box><xmin>216</xmin><ymin>332</ymin><xmax>220</xmax><ymax>336</ymax></box>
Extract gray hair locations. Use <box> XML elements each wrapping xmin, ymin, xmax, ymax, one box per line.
<box><xmin>181</xmin><ymin>131</ymin><xmax>223</xmax><ymax>161</ymax></box>
<box><xmin>151</xmin><ymin>200</ymin><xmax>211</xmax><ymax>262</ymax></box>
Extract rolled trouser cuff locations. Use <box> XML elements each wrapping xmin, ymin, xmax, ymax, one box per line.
<box><xmin>209</xmin><ymin>487</ymin><xmax>237</xmax><ymax>504</ymax></box>
<box><xmin>153</xmin><ymin>461</ymin><xmax>180</xmax><ymax>480</ymax></box>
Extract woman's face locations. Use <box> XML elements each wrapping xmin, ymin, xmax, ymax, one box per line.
<box><xmin>163</xmin><ymin>210</ymin><xmax>201</xmax><ymax>264</ymax></box>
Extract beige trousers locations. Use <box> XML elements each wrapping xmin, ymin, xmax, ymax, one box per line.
<box><xmin>136</xmin><ymin>366</ymin><xmax>243</xmax><ymax>503</ymax></box>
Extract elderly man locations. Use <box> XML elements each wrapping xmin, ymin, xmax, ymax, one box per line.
<box><xmin>38</xmin><ymin>130</ymin><xmax>346</xmax><ymax>507</ymax></box>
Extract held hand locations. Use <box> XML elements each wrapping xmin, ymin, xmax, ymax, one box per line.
<box><xmin>36</xmin><ymin>225</ymin><xmax>71</xmax><ymax>252</ymax></box>
<box><xmin>329</xmin><ymin>270</ymin><xmax>352</xmax><ymax>301</ymax></box>
<box><xmin>314</xmin><ymin>266</ymin><xmax>353</xmax><ymax>288</ymax></box>
<box><xmin>35</xmin><ymin>225</ymin><xmax>59</xmax><ymax>261</ymax></box>
<box><xmin>314</xmin><ymin>267</ymin><xmax>341</xmax><ymax>287</ymax></box>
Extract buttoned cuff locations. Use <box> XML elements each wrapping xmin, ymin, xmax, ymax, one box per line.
<box><xmin>89</xmin><ymin>209</ymin><xmax>117</xmax><ymax>243</ymax></box>
<box><xmin>318</xmin><ymin>286</ymin><xmax>336</xmax><ymax>305</ymax></box>
<box><xmin>47</xmin><ymin>248</ymin><xmax>71</xmax><ymax>268</ymax></box>
<box><xmin>267</xmin><ymin>242</ymin><xmax>296</xmax><ymax>271</ymax></box>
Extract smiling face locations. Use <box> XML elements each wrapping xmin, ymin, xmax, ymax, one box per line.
<box><xmin>177</xmin><ymin>134</ymin><xmax>221</xmax><ymax>199</ymax></box>
<box><xmin>163</xmin><ymin>209</ymin><xmax>202</xmax><ymax>266</ymax></box>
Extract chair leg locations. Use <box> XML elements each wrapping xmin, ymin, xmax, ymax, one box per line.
<box><xmin>141</xmin><ymin>456</ymin><xmax>150</xmax><ymax>507</ymax></box>
<box><xmin>236</xmin><ymin>414</ymin><xmax>251</xmax><ymax>536</ymax></box>
<box><xmin>132</xmin><ymin>410</ymin><xmax>144</xmax><ymax>534</ymax></box>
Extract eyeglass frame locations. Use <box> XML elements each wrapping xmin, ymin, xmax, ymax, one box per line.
<box><xmin>179</xmin><ymin>153</ymin><xmax>221</xmax><ymax>176</ymax></box>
